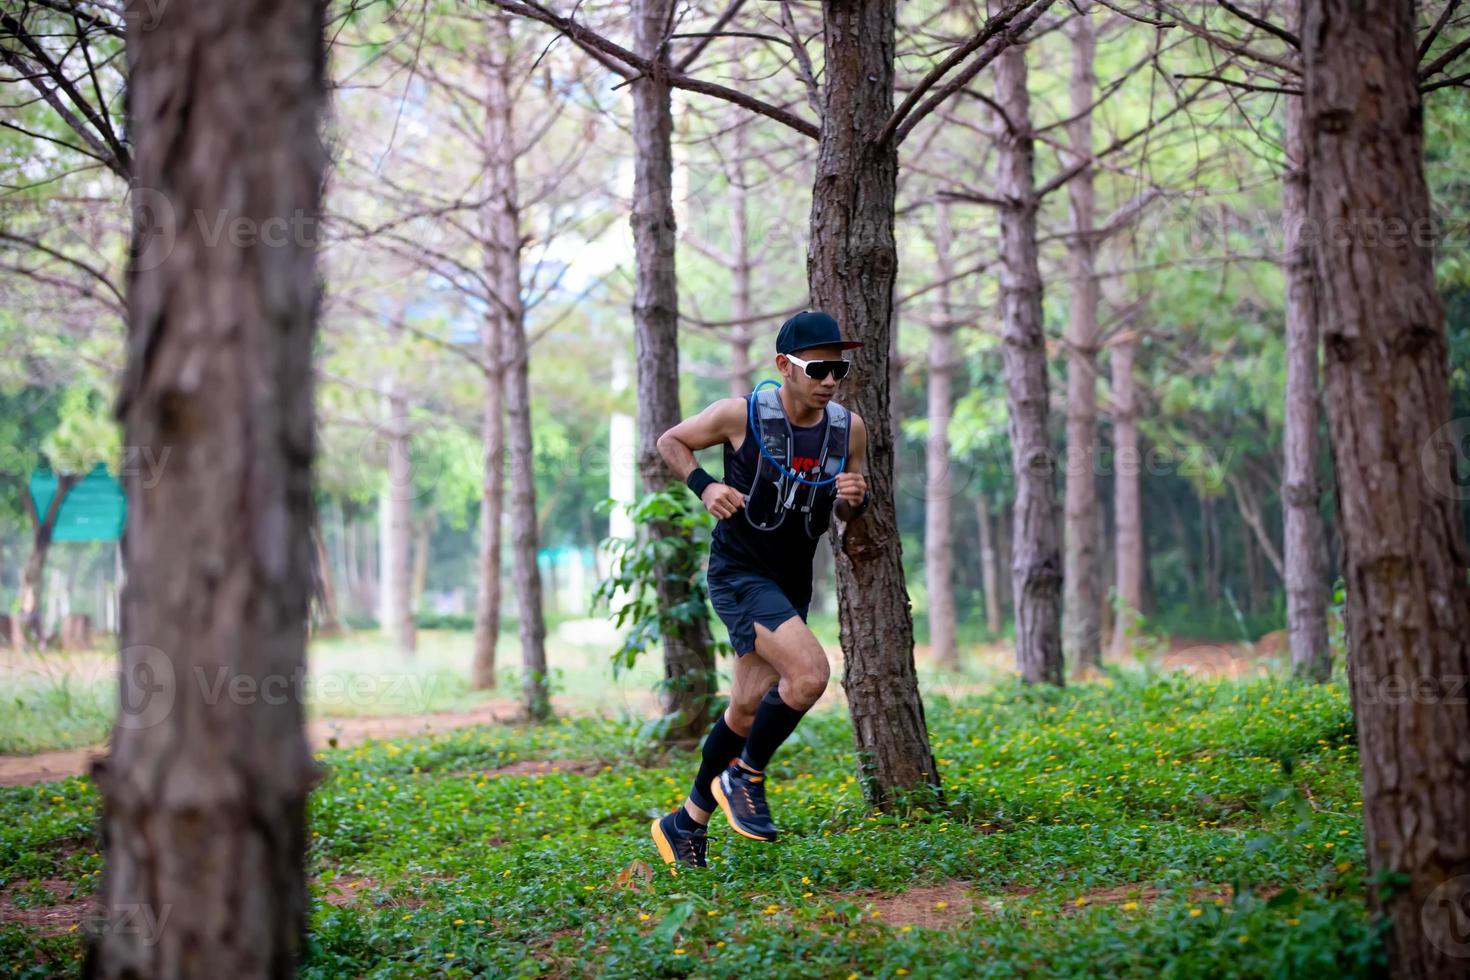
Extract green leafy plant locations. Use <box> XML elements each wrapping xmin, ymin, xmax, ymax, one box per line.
<box><xmin>591</xmin><ymin>486</ymin><xmax>731</xmax><ymax>677</ymax></box>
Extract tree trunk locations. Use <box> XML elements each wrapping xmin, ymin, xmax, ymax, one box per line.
<box><xmin>1244</xmin><ymin>523</ymin><xmax>1266</xmax><ymax>614</ymax></box>
<box><xmin>483</xmin><ymin>10</ymin><xmax>550</xmax><ymax>721</ymax></box>
<box><xmin>925</xmin><ymin>200</ymin><xmax>959</xmax><ymax>670</ymax></box>
<box><xmin>1062</xmin><ymin>3</ymin><xmax>1102</xmax><ymax>671</ymax></box>
<box><xmin>88</xmin><ymin>2</ymin><xmax>325</xmax><ymax>974</ymax></box>
<box><xmin>811</xmin><ymin>0</ymin><xmax>940</xmax><ymax>805</ymax></box>
<box><xmin>60</xmin><ymin>613</ymin><xmax>93</xmax><ymax>651</ymax></box>
<box><xmin>976</xmin><ymin>491</ymin><xmax>1003</xmax><ymax>634</ymax></box>
<box><xmin>632</xmin><ymin>0</ymin><xmax>716</xmax><ymax>741</ymax></box>
<box><xmin>376</xmin><ymin>391</ymin><xmax>416</xmax><ymax>653</ymax></box>
<box><xmin>471</xmin><ymin>36</ymin><xmax>508</xmax><ymax>690</ymax></box>
<box><xmin>410</xmin><ymin>511</ymin><xmax>432</xmax><ymax>610</ymax></box>
<box><xmin>361</xmin><ymin>516</ymin><xmax>378</xmax><ymax>619</ymax></box>
<box><xmin>997</xmin><ymin>497</ymin><xmax>1014</xmax><ymax>614</ymax></box>
<box><xmin>342</xmin><ymin>504</ymin><xmax>360</xmax><ymax>618</ymax></box>
<box><xmin>1109</xmin><ymin>337</ymin><xmax>1144</xmax><ymax>656</ymax></box>
<box><xmin>383</xmin><ymin>394</ymin><xmax>416</xmax><ymax>654</ymax></box>
<box><xmin>1303</xmin><ymin>0</ymin><xmax>1470</xmax><ymax>971</ymax></box>
<box><xmin>888</xmin><ymin>307</ymin><xmax>902</xmax><ymax>457</ymax></box>
<box><xmin>728</xmin><ymin>124</ymin><xmax>755</xmax><ymax>398</ymax></box>
<box><xmin>310</xmin><ymin>518</ymin><xmax>341</xmax><ymax>636</ymax></box>
<box><xmin>18</xmin><ymin>472</ymin><xmax>79</xmax><ymax>646</ymax></box>
<box><xmin>471</xmin><ymin>349</ymin><xmax>505</xmax><ymax>689</ymax></box>
<box><xmin>1282</xmin><ymin>6</ymin><xmax>1332</xmax><ymax>680</ymax></box>
<box><xmin>994</xmin><ymin>41</ymin><xmax>1064</xmax><ymax>687</ymax></box>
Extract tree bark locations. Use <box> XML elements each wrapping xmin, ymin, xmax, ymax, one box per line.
<box><xmin>484</xmin><ymin>10</ymin><xmax>550</xmax><ymax>721</ymax></box>
<box><xmin>1303</xmin><ymin>0</ymin><xmax>1470</xmax><ymax>971</ymax></box>
<box><xmin>410</xmin><ymin>511</ymin><xmax>432</xmax><ymax>610</ymax></box>
<box><xmin>632</xmin><ymin>0</ymin><xmax>716</xmax><ymax>741</ymax></box>
<box><xmin>309</xmin><ymin>518</ymin><xmax>341</xmax><ymax>636</ymax></box>
<box><xmin>383</xmin><ymin>393</ymin><xmax>416</xmax><ymax>654</ymax></box>
<box><xmin>1062</xmin><ymin>4</ymin><xmax>1102</xmax><ymax>671</ymax></box>
<box><xmin>1282</xmin><ymin>4</ymin><xmax>1332</xmax><ymax>680</ymax></box>
<box><xmin>997</xmin><ymin>497</ymin><xmax>1014</xmax><ymax>614</ymax></box>
<box><xmin>471</xmin><ymin>340</ymin><xmax>505</xmax><ymax>689</ymax></box>
<box><xmin>994</xmin><ymin>41</ymin><xmax>1063</xmax><ymax>687</ymax></box>
<box><xmin>471</xmin><ymin>32</ymin><xmax>508</xmax><ymax>690</ymax></box>
<box><xmin>61</xmin><ymin>612</ymin><xmax>94</xmax><ymax>651</ymax></box>
<box><xmin>811</xmin><ymin>0</ymin><xmax>940</xmax><ymax>805</ymax></box>
<box><xmin>342</xmin><ymin>503</ymin><xmax>361</xmax><ymax>618</ymax></box>
<box><xmin>18</xmin><ymin>472</ymin><xmax>79</xmax><ymax>646</ymax></box>
<box><xmin>976</xmin><ymin>490</ymin><xmax>1003</xmax><ymax>634</ymax></box>
<box><xmin>88</xmin><ymin>1</ymin><xmax>325</xmax><ymax>974</ymax></box>
<box><xmin>728</xmin><ymin>123</ymin><xmax>755</xmax><ymax>398</ymax></box>
<box><xmin>925</xmin><ymin>200</ymin><xmax>958</xmax><ymax>670</ymax></box>
<box><xmin>1109</xmin><ymin>336</ymin><xmax>1144</xmax><ymax>656</ymax></box>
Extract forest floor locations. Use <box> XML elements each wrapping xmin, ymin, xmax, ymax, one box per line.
<box><xmin>1</xmin><ymin>664</ymin><xmax>1380</xmax><ymax>978</ymax></box>
<box><xmin>0</xmin><ymin>623</ymin><xmax>1284</xmax><ymax>785</ymax></box>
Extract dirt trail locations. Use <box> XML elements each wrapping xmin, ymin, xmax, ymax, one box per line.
<box><xmin>0</xmin><ymin>695</ymin><xmax>621</xmax><ymax>788</ymax></box>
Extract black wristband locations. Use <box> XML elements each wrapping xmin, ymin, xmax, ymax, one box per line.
<box><xmin>686</xmin><ymin>467</ymin><xmax>718</xmax><ymax>499</ymax></box>
<box><xmin>846</xmin><ymin>490</ymin><xmax>871</xmax><ymax>518</ymax></box>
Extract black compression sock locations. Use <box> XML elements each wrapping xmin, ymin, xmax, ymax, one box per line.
<box><xmin>739</xmin><ymin>686</ymin><xmax>808</xmax><ymax>772</ymax></box>
<box><xmin>673</xmin><ymin>806</ymin><xmax>704</xmax><ymax>832</ymax></box>
<box><xmin>689</xmin><ymin>716</ymin><xmax>747</xmax><ymax>813</ymax></box>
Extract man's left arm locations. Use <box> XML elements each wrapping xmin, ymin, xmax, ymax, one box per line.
<box><xmin>834</xmin><ymin>412</ymin><xmax>869</xmax><ymax>522</ymax></box>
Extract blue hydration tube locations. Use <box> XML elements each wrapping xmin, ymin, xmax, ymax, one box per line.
<box><xmin>749</xmin><ymin>379</ymin><xmax>844</xmax><ymax>487</ymax></box>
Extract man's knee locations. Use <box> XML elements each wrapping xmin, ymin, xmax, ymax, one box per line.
<box><xmin>724</xmin><ymin>699</ymin><xmax>758</xmax><ymax>736</ymax></box>
<box><xmin>779</xmin><ymin>650</ymin><xmax>830</xmax><ymax>710</ymax></box>
<box><xmin>727</xmin><ymin>665</ymin><xmax>776</xmax><ymax>734</ymax></box>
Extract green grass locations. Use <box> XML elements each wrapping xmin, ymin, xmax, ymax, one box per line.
<box><xmin>0</xmin><ymin>624</ymin><xmax>671</xmax><ymax>755</ymax></box>
<box><xmin>1</xmin><ymin>670</ymin><xmax>1382</xmax><ymax>978</ymax></box>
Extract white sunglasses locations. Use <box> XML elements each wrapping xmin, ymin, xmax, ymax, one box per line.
<box><xmin>784</xmin><ymin>353</ymin><xmax>851</xmax><ymax>381</ymax></box>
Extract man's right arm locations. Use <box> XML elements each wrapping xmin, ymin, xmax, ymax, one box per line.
<box><xmin>656</xmin><ymin>397</ymin><xmax>746</xmax><ymax>478</ymax></box>
<box><xmin>657</xmin><ymin>397</ymin><xmax>748</xmax><ymax>519</ymax></box>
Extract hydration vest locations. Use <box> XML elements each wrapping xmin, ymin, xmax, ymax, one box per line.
<box><xmin>743</xmin><ymin>384</ymin><xmax>850</xmax><ymax>540</ymax></box>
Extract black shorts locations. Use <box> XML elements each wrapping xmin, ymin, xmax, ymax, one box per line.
<box><xmin>706</xmin><ymin>551</ymin><xmax>810</xmax><ymax>657</ymax></box>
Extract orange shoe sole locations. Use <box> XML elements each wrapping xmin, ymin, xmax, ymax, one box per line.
<box><xmin>650</xmin><ymin>817</ymin><xmax>678</xmax><ymax>865</ymax></box>
<box><xmin>710</xmin><ymin>776</ymin><xmax>778</xmax><ymax>842</ymax></box>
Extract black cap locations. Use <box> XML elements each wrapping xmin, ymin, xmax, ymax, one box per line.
<box><xmin>776</xmin><ymin>310</ymin><xmax>864</xmax><ymax>355</ymax></box>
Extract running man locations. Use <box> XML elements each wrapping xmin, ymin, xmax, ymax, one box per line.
<box><xmin>650</xmin><ymin>310</ymin><xmax>871</xmax><ymax>868</ymax></box>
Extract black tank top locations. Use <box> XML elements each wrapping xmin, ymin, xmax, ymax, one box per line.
<box><xmin>709</xmin><ymin>392</ymin><xmax>836</xmax><ymax>602</ymax></box>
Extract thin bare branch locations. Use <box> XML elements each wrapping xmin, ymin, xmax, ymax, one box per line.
<box><xmin>482</xmin><ymin>0</ymin><xmax>820</xmax><ymax>138</ymax></box>
<box><xmin>1215</xmin><ymin>0</ymin><xmax>1298</xmax><ymax>49</ymax></box>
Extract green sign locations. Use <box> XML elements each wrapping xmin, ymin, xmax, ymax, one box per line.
<box><xmin>29</xmin><ymin>464</ymin><xmax>126</xmax><ymax>542</ymax></box>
